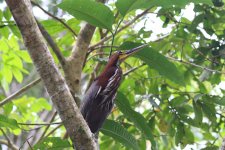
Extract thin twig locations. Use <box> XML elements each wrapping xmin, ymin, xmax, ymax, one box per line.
<box><xmin>39</xmin><ymin>111</ymin><xmax>58</xmax><ymax>140</ymax></box>
<box><xmin>18</xmin><ymin>122</ymin><xmax>62</xmax><ymax>126</ymax></box>
<box><xmin>27</xmin><ymin>139</ymin><xmax>33</xmax><ymax>150</ymax></box>
<box><xmin>91</xmin><ymin>45</ymin><xmax>119</xmax><ymax>51</ymax></box>
<box><xmin>88</xmin><ymin>8</ymin><xmax>151</xmax><ymax>51</ymax></box>
<box><xmin>167</xmin><ymin>56</ymin><xmax>224</xmax><ymax>74</ymax></box>
<box><xmin>19</xmin><ymin>136</ymin><xmax>33</xmax><ymax>150</ymax></box>
<box><xmin>123</xmin><ymin>64</ymin><xmax>146</xmax><ymax>76</ymax></box>
<box><xmin>0</xmin><ymin>78</ymin><xmax>41</xmax><ymax>107</ymax></box>
<box><xmin>44</xmin><ymin>124</ymin><xmax>63</xmax><ymax>138</ymax></box>
<box><xmin>37</xmin><ymin>20</ymin><xmax>66</xmax><ymax>66</ymax></box>
<box><xmin>31</xmin><ymin>1</ymin><xmax>77</xmax><ymax>37</ymax></box>
<box><xmin>0</xmin><ymin>139</ymin><xmax>18</xmax><ymax>150</ymax></box>
<box><xmin>0</xmin><ymin>128</ymin><xmax>18</xmax><ymax>150</ymax></box>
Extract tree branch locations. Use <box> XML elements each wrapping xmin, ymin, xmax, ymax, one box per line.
<box><xmin>0</xmin><ymin>78</ymin><xmax>41</xmax><ymax>107</ymax></box>
<box><xmin>221</xmin><ymin>137</ymin><xmax>225</xmax><ymax>150</ymax></box>
<box><xmin>31</xmin><ymin>1</ymin><xmax>77</xmax><ymax>37</ymax></box>
<box><xmin>0</xmin><ymin>139</ymin><xmax>18</xmax><ymax>150</ymax></box>
<box><xmin>62</xmin><ymin>0</ymin><xmax>108</xmax><ymax>106</ymax></box>
<box><xmin>37</xmin><ymin>20</ymin><xmax>66</xmax><ymax>66</ymax></box>
<box><xmin>88</xmin><ymin>8</ymin><xmax>150</xmax><ymax>51</ymax></box>
<box><xmin>5</xmin><ymin>0</ymin><xmax>96</xmax><ymax>149</ymax></box>
<box><xmin>167</xmin><ymin>56</ymin><xmax>224</xmax><ymax>74</ymax></box>
<box><xmin>0</xmin><ymin>128</ymin><xmax>18</xmax><ymax>150</ymax></box>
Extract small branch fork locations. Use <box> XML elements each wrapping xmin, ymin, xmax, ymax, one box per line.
<box><xmin>0</xmin><ymin>128</ymin><xmax>18</xmax><ymax>150</ymax></box>
<box><xmin>31</xmin><ymin>1</ymin><xmax>77</xmax><ymax>37</ymax></box>
<box><xmin>5</xmin><ymin>0</ymin><xmax>96</xmax><ymax>149</ymax></box>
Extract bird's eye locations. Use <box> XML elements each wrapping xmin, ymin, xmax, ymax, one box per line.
<box><xmin>118</xmin><ymin>51</ymin><xmax>122</xmax><ymax>54</ymax></box>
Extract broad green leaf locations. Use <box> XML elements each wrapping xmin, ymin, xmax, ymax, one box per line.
<box><xmin>8</xmin><ymin>36</ymin><xmax>19</xmax><ymax>50</ymax></box>
<box><xmin>9</xmin><ymin>26</ymin><xmax>21</xmax><ymax>38</ymax></box>
<box><xmin>116</xmin><ymin>0</ymin><xmax>212</xmax><ymax>16</ymax></box>
<box><xmin>1</xmin><ymin>78</ymin><xmax>9</xmax><ymax>92</ymax></box>
<box><xmin>3</xmin><ymin>7</ymin><xmax>11</xmax><ymax>21</ymax></box>
<box><xmin>2</xmin><ymin>66</ymin><xmax>13</xmax><ymax>83</ymax></box>
<box><xmin>119</xmin><ymin>42</ymin><xmax>184</xmax><ymax>85</ymax></box>
<box><xmin>211</xmin><ymin>97</ymin><xmax>225</xmax><ymax>106</ymax></box>
<box><xmin>16</xmin><ymin>51</ymin><xmax>32</xmax><ymax>63</ymax></box>
<box><xmin>31</xmin><ymin>98</ymin><xmax>52</xmax><ymax>112</ymax></box>
<box><xmin>193</xmin><ymin>101</ymin><xmax>203</xmax><ymax>125</ymax></box>
<box><xmin>0</xmin><ymin>114</ymin><xmax>19</xmax><ymax>130</ymax></box>
<box><xmin>41</xmin><ymin>19</ymin><xmax>65</xmax><ymax>35</ymax></box>
<box><xmin>182</xmin><ymin>127</ymin><xmax>194</xmax><ymax>146</ymax></box>
<box><xmin>3</xmin><ymin>102</ymin><xmax>13</xmax><ymax>115</ymax></box>
<box><xmin>0</xmin><ymin>10</ymin><xmax>3</xmax><ymax>20</ymax></box>
<box><xmin>201</xmin><ymin>103</ymin><xmax>216</xmax><ymax>123</ymax></box>
<box><xmin>101</xmin><ymin>119</ymin><xmax>139</xmax><ymax>150</ymax></box>
<box><xmin>116</xmin><ymin>93</ymin><xmax>156</xmax><ymax>149</ymax></box>
<box><xmin>201</xmin><ymin>146</ymin><xmax>219</xmax><ymax>150</ymax></box>
<box><xmin>170</xmin><ymin>96</ymin><xmax>187</xmax><ymax>107</ymax></box>
<box><xmin>33</xmin><ymin>137</ymin><xmax>71</xmax><ymax>150</ymax></box>
<box><xmin>175</xmin><ymin>122</ymin><xmax>184</xmax><ymax>146</ymax></box>
<box><xmin>58</xmin><ymin>0</ymin><xmax>114</xmax><ymax>30</ymax></box>
<box><xmin>0</xmin><ymin>27</ymin><xmax>10</xmax><ymax>38</ymax></box>
<box><xmin>0</xmin><ymin>38</ymin><xmax>9</xmax><ymax>52</ymax></box>
<box><xmin>12</xmin><ymin>68</ymin><xmax>23</xmax><ymax>83</ymax></box>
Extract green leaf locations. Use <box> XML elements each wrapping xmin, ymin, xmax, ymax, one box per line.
<box><xmin>31</xmin><ymin>98</ymin><xmax>52</xmax><ymax>112</ymax></box>
<box><xmin>193</xmin><ymin>101</ymin><xmax>203</xmax><ymax>125</ymax></box>
<box><xmin>33</xmin><ymin>137</ymin><xmax>71</xmax><ymax>150</ymax></box>
<box><xmin>116</xmin><ymin>0</ymin><xmax>212</xmax><ymax>16</ymax></box>
<box><xmin>58</xmin><ymin>0</ymin><xmax>114</xmax><ymax>30</ymax></box>
<box><xmin>115</xmin><ymin>0</ymin><xmax>149</xmax><ymax>16</ymax></box>
<box><xmin>3</xmin><ymin>8</ymin><xmax>11</xmax><ymax>21</ymax></box>
<box><xmin>101</xmin><ymin>119</ymin><xmax>139</xmax><ymax>150</ymax></box>
<box><xmin>3</xmin><ymin>102</ymin><xmax>13</xmax><ymax>115</ymax></box>
<box><xmin>12</xmin><ymin>68</ymin><xmax>23</xmax><ymax>83</ymax></box>
<box><xmin>201</xmin><ymin>103</ymin><xmax>216</xmax><ymax>123</ymax></box>
<box><xmin>1</xmin><ymin>78</ymin><xmax>9</xmax><ymax>92</ymax></box>
<box><xmin>16</xmin><ymin>51</ymin><xmax>32</xmax><ymax>63</ymax></box>
<box><xmin>0</xmin><ymin>10</ymin><xmax>3</xmax><ymax>20</ymax></box>
<box><xmin>175</xmin><ymin>122</ymin><xmax>184</xmax><ymax>146</ymax></box>
<box><xmin>170</xmin><ymin>96</ymin><xmax>187</xmax><ymax>107</ymax></box>
<box><xmin>201</xmin><ymin>146</ymin><xmax>219</xmax><ymax>150</ymax></box>
<box><xmin>40</xmin><ymin>19</ymin><xmax>65</xmax><ymax>35</ymax></box>
<box><xmin>212</xmin><ymin>97</ymin><xmax>225</xmax><ymax>106</ymax></box>
<box><xmin>0</xmin><ymin>114</ymin><xmax>19</xmax><ymax>130</ymax></box>
<box><xmin>2</xmin><ymin>66</ymin><xmax>13</xmax><ymax>83</ymax></box>
<box><xmin>116</xmin><ymin>92</ymin><xmax>156</xmax><ymax>149</ymax></box>
<box><xmin>119</xmin><ymin>42</ymin><xmax>184</xmax><ymax>85</ymax></box>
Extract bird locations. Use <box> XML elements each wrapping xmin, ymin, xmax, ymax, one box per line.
<box><xmin>80</xmin><ymin>44</ymin><xmax>148</xmax><ymax>133</ymax></box>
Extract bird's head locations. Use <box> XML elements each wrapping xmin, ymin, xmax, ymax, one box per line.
<box><xmin>107</xmin><ymin>44</ymin><xmax>148</xmax><ymax>66</ymax></box>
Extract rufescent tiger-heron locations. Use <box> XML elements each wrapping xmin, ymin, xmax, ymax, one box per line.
<box><xmin>81</xmin><ymin>44</ymin><xmax>148</xmax><ymax>133</ymax></box>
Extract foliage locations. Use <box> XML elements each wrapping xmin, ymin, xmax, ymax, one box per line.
<box><xmin>0</xmin><ymin>0</ymin><xmax>225</xmax><ymax>149</ymax></box>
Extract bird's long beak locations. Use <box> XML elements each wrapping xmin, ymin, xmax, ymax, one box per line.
<box><xmin>119</xmin><ymin>44</ymin><xmax>148</xmax><ymax>61</ymax></box>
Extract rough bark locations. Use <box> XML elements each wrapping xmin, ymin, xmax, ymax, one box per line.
<box><xmin>63</xmin><ymin>23</ymin><xmax>95</xmax><ymax>105</ymax></box>
<box><xmin>221</xmin><ymin>137</ymin><xmax>225</xmax><ymax>150</ymax></box>
<box><xmin>5</xmin><ymin>0</ymin><xmax>96</xmax><ymax>149</ymax></box>
<box><xmin>62</xmin><ymin>0</ymin><xmax>107</xmax><ymax>106</ymax></box>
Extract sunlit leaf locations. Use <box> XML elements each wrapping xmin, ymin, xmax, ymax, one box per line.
<box><xmin>2</xmin><ymin>66</ymin><xmax>13</xmax><ymax>83</ymax></box>
<box><xmin>58</xmin><ymin>0</ymin><xmax>114</xmax><ymax>30</ymax></box>
<box><xmin>193</xmin><ymin>101</ymin><xmax>203</xmax><ymax>125</ymax></box>
<box><xmin>119</xmin><ymin>42</ymin><xmax>184</xmax><ymax>85</ymax></box>
<box><xmin>0</xmin><ymin>114</ymin><xmax>19</xmax><ymax>130</ymax></box>
<box><xmin>101</xmin><ymin>119</ymin><xmax>139</xmax><ymax>150</ymax></box>
<box><xmin>33</xmin><ymin>137</ymin><xmax>71</xmax><ymax>150</ymax></box>
<box><xmin>116</xmin><ymin>0</ymin><xmax>212</xmax><ymax>16</ymax></box>
<box><xmin>16</xmin><ymin>51</ymin><xmax>32</xmax><ymax>63</ymax></box>
<box><xmin>12</xmin><ymin>68</ymin><xmax>23</xmax><ymax>83</ymax></box>
<box><xmin>175</xmin><ymin>122</ymin><xmax>184</xmax><ymax>146</ymax></box>
<box><xmin>116</xmin><ymin>93</ymin><xmax>156</xmax><ymax>149</ymax></box>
